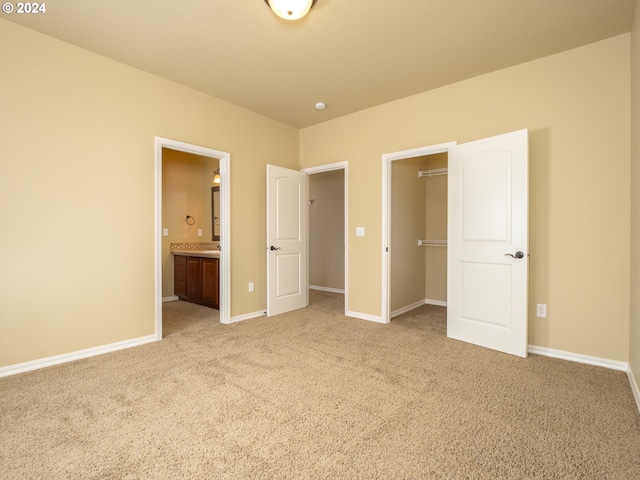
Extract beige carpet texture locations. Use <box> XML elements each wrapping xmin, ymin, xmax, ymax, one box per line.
<box><xmin>1</xmin><ymin>290</ymin><xmax>639</xmax><ymax>479</ymax></box>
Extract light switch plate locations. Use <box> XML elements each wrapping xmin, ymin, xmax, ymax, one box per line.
<box><xmin>356</xmin><ymin>227</ymin><xmax>365</xmax><ymax>237</ymax></box>
<box><xmin>536</xmin><ymin>304</ymin><xmax>547</xmax><ymax>318</ymax></box>
<box><xmin>162</xmin><ymin>228</ymin><xmax>169</xmax><ymax>237</ymax></box>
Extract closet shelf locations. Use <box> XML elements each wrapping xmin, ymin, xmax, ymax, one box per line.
<box><xmin>418</xmin><ymin>239</ymin><xmax>447</xmax><ymax>247</ymax></box>
<box><xmin>418</xmin><ymin>168</ymin><xmax>448</xmax><ymax>178</ymax></box>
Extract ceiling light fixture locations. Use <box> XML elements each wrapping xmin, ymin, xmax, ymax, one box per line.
<box><xmin>264</xmin><ymin>0</ymin><xmax>317</xmax><ymax>21</ymax></box>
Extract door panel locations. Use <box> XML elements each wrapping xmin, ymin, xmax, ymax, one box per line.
<box><xmin>267</xmin><ymin>165</ymin><xmax>308</xmax><ymax>316</ymax></box>
<box><xmin>276</xmin><ymin>253</ymin><xmax>302</xmax><ymax>297</ymax></box>
<box><xmin>461</xmin><ymin>262</ymin><xmax>510</xmax><ymax>328</ymax></box>
<box><xmin>462</xmin><ymin>152</ymin><xmax>511</xmax><ymax>241</ymax></box>
<box><xmin>448</xmin><ymin>129</ymin><xmax>528</xmax><ymax>357</ymax></box>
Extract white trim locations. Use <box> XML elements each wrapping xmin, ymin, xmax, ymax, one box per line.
<box><xmin>302</xmin><ymin>161</ymin><xmax>346</xmax><ymax>174</ymax></box>
<box><xmin>425</xmin><ymin>298</ymin><xmax>447</xmax><ymax>307</ymax></box>
<box><xmin>154</xmin><ymin>137</ymin><xmax>231</xmax><ymax>333</ymax></box>
<box><xmin>391</xmin><ymin>300</ymin><xmax>426</xmax><ymax>318</ymax></box>
<box><xmin>162</xmin><ymin>296</ymin><xmax>179</xmax><ymax>302</ymax></box>
<box><xmin>346</xmin><ymin>310</ymin><xmax>385</xmax><ymax>323</ymax></box>
<box><xmin>390</xmin><ymin>298</ymin><xmax>447</xmax><ymax>318</ymax></box>
<box><xmin>528</xmin><ymin>345</ymin><xmax>628</xmax><ymax>371</ymax></box>
<box><xmin>229</xmin><ymin>310</ymin><xmax>267</xmax><ymax>324</ymax></box>
<box><xmin>309</xmin><ymin>285</ymin><xmax>345</xmax><ymax>294</ymax></box>
<box><xmin>302</xmin><ymin>161</ymin><xmax>349</xmax><ymax>315</ymax></box>
<box><xmin>0</xmin><ymin>335</ymin><xmax>157</xmax><ymax>378</ymax></box>
<box><xmin>381</xmin><ymin>142</ymin><xmax>456</xmax><ymax>324</ymax></box>
<box><xmin>628</xmin><ymin>367</ymin><xmax>640</xmax><ymax>413</ymax></box>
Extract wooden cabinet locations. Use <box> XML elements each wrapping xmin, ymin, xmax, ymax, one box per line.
<box><xmin>173</xmin><ymin>255</ymin><xmax>219</xmax><ymax>309</ymax></box>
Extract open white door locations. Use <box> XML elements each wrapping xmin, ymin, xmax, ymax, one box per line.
<box><xmin>266</xmin><ymin>165</ymin><xmax>309</xmax><ymax>317</ymax></box>
<box><xmin>447</xmin><ymin>129</ymin><xmax>529</xmax><ymax>357</ymax></box>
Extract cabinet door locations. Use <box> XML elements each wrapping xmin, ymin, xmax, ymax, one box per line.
<box><xmin>186</xmin><ymin>257</ymin><xmax>202</xmax><ymax>298</ymax></box>
<box><xmin>201</xmin><ymin>258</ymin><xmax>219</xmax><ymax>307</ymax></box>
<box><xmin>174</xmin><ymin>255</ymin><xmax>187</xmax><ymax>296</ymax></box>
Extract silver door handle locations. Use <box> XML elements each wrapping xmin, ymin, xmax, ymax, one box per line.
<box><xmin>505</xmin><ymin>251</ymin><xmax>524</xmax><ymax>259</ymax></box>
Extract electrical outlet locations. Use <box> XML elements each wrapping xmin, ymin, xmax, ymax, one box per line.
<box><xmin>249</xmin><ymin>282</ymin><xmax>254</xmax><ymax>292</ymax></box>
<box><xmin>162</xmin><ymin>228</ymin><xmax>169</xmax><ymax>237</ymax></box>
<box><xmin>197</xmin><ymin>229</ymin><xmax>203</xmax><ymax>237</ymax></box>
<box><xmin>536</xmin><ymin>304</ymin><xmax>547</xmax><ymax>318</ymax></box>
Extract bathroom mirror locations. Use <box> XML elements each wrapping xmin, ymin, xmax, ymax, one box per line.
<box><xmin>211</xmin><ymin>186</ymin><xmax>220</xmax><ymax>241</ymax></box>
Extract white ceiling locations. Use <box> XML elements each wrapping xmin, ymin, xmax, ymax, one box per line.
<box><xmin>4</xmin><ymin>0</ymin><xmax>636</xmax><ymax>128</ymax></box>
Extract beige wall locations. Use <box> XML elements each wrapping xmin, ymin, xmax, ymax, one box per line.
<box><xmin>390</xmin><ymin>158</ymin><xmax>426</xmax><ymax>312</ymax></box>
<box><xmin>630</xmin><ymin>5</ymin><xmax>640</xmax><ymax>382</ymax></box>
<box><xmin>301</xmin><ymin>34</ymin><xmax>631</xmax><ymax>361</ymax></box>
<box><xmin>309</xmin><ymin>170</ymin><xmax>345</xmax><ymax>290</ymax></box>
<box><xmin>0</xmin><ymin>20</ymin><xmax>298</xmax><ymax>367</ymax></box>
<box><xmin>0</xmin><ymin>18</ymin><xmax>635</xmax><ymax>371</ymax></box>
<box><xmin>161</xmin><ymin>149</ymin><xmax>218</xmax><ymax>297</ymax></box>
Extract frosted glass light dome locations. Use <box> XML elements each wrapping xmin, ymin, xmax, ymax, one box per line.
<box><xmin>265</xmin><ymin>0</ymin><xmax>315</xmax><ymax>20</ymax></box>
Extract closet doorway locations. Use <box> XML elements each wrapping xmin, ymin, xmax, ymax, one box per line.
<box><xmin>390</xmin><ymin>153</ymin><xmax>448</xmax><ymax>317</ymax></box>
<box><xmin>381</xmin><ymin>142</ymin><xmax>455</xmax><ymax>323</ymax></box>
<box><xmin>303</xmin><ymin>162</ymin><xmax>349</xmax><ymax>315</ymax></box>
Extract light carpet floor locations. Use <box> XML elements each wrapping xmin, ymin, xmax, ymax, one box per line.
<box><xmin>1</xmin><ymin>290</ymin><xmax>639</xmax><ymax>479</ymax></box>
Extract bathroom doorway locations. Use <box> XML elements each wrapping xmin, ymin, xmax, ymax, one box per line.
<box><xmin>154</xmin><ymin>137</ymin><xmax>231</xmax><ymax>340</ymax></box>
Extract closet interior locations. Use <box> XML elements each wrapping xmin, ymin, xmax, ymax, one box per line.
<box><xmin>390</xmin><ymin>152</ymin><xmax>448</xmax><ymax>318</ymax></box>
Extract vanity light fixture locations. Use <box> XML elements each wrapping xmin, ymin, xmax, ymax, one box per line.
<box><xmin>212</xmin><ymin>169</ymin><xmax>221</xmax><ymax>184</ymax></box>
<box><xmin>264</xmin><ymin>0</ymin><xmax>317</xmax><ymax>20</ymax></box>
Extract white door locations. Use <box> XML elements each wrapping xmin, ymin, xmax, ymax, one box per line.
<box><xmin>447</xmin><ymin>129</ymin><xmax>529</xmax><ymax>357</ymax></box>
<box><xmin>266</xmin><ymin>164</ymin><xmax>309</xmax><ymax>316</ymax></box>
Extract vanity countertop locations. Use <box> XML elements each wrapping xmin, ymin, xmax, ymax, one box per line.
<box><xmin>171</xmin><ymin>249</ymin><xmax>220</xmax><ymax>258</ymax></box>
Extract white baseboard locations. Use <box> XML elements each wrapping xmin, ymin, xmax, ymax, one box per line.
<box><xmin>425</xmin><ymin>298</ymin><xmax>447</xmax><ymax>307</ymax></box>
<box><xmin>228</xmin><ymin>310</ymin><xmax>266</xmax><ymax>324</ymax></box>
<box><xmin>0</xmin><ymin>334</ymin><xmax>158</xmax><ymax>378</ymax></box>
<box><xmin>391</xmin><ymin>298</ymin><xmax>447</xmax><ymax>318</ymax></box>
<box><xmin>309</xmin><ymin>285</ymin><xmax>345</xmax><ymax>294</ymax></box>
<box><xmin>528</xmin><ymin>345</ymin><xmax>628</xmax><ymax>371</ymax></box>
<box><xmin>528</xmin><ymin>345</ymin><xmax>640</xmax><ymax>413</ymax></box>
<box><xmin>391</xmin><ymin>300</ymin><xmax>426</xmax><ymax>318</ymax></box>
<box><xmin>628</xmin><ymin>367</ymin><xmax>640</xmax><ymax>414</ymax></box>
<box><xmin>346</xmin><ymin>310</ymin><xmax>385</xmax><ymax>323</ymax></box>
<box><xmin>162</xmin><ymin>296</ymin><xmax>179</xmax><ymax>302</ymax></box>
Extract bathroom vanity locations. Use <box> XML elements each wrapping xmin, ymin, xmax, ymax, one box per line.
<box><xmin>173</xmin><ymin>250</ymin><xmax>219</xmax><ymax>309</ymax></box>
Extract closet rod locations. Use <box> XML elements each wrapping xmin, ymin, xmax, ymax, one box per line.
<box><xmin>418</xmin><ymin>239</ymin><xmax>448</xmax><ymax>247</ymax></box>
<box><xmin>418</xmin><ymin>167</ymin><xmax>448</xmax><ymax>178</ymax></box>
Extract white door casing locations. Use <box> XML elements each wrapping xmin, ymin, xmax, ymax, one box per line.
<box><xmin>447</xmin><ymin>129</ymin><xmax>529</xmax><ymax>357</ymax></box>
<box><xmin>266</xmin><ymin>165</ymin><xmax>309</xmax><ymax>316</ymax></box>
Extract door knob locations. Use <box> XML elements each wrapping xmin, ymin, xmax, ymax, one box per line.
<box><xmin>505</xmin><ymin>251</ymin><xmax>524</xmax><ymax>259</ymax></box>
<box><xmin>269</xmin><ymin>245</ymin><xmax>281</xmax><ymax>251</ymax></box>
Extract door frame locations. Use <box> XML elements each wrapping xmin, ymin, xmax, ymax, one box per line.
<box><xmin>154</xmin><ymin>137</ymin><xmax>231</xmax><ymax>339</ymax></box>
<box><xmin>302</xmin><ymin>161</ymin><xmax>349</xmax><ymax>316</ymax></box>
<box><xmin>381</xmin><ymin>142</ymin><xmax>456</xmax><ymax>324</ymax></box>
